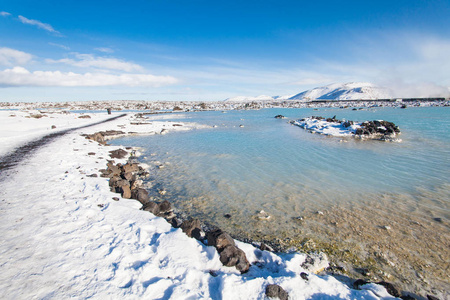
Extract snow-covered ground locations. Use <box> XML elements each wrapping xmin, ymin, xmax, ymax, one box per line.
<box><xmin>0</xmin><ymin>111</ymin><xmax>400</xmax><ymax>299</ymax></box>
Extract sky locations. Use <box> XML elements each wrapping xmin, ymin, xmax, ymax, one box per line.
<box><xmin>0</xmin><ymin>0</ymin><xmax>450</xmax><ymax>102</ymax></box>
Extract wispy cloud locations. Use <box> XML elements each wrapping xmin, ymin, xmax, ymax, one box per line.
<box><xmin>0</xmin><ymin>47</ymin><xmax>33</xmax><ymax>66</ymax></box>
<box><xmin>0</xmin><ymin>11</ymin><xmax>11</xmax><ymax>17</ymax></box>
<box><xmin>18</xmin><ymin>15</ymin><xmax>61</xmax><ymax>35</ymax></box>
<box><xmin>0</xmin><ymin>67</ymin><xmax>178</xmax><ymax>87</ymax></box>
<box><xmin>49</xmin><ymin>43</ymin><xmax>70</xmax><ymax>50</ymax></box>
<box><xmin>46</xmin><ymin>53</ymin><xmax>144</xmax><ymax>72</ymax></box>
<box><xmin>95</xmin><ymin>47</ymin><xmax>114</xmax><ymax>54</ymax></box>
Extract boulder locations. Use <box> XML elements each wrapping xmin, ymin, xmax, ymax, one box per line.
<box><xmin>180</xmin><ymin>219</ymin><xmax>203</xmax><ymax>240</ymax></box>
<box><xmin>265</xmin><ymin>284</ymin><xmax>289</xmax><ymax>300</ymax></box>
<box><xmin>121</xmin><ymin>185</ymin><xmax>131</xmax><ymax>199</ymax></box>
<box><xmin>207</xmin><ymin>229</ymin><xmax>235</xmax><ymax>251</ymax></box>
<box><xmin>131</xmin><ymin>188</ymin><xmax>149</xmax><ymax>204</ymax></box>
<box><xmin>142</xmin><ymin>202</ymin><xmax>160</xmax><ymax>215</ymax></box>
<box><xmin>158</xmin><ymin>200</ymin><xmax>172</xmax><ymax>214</ymax></box>
<box><xmin>122</xmin><ymin>163</ymin><xmax>139</xmax><ymax>174</ymax></box>
<box><xmin>219</xmin><ymin>245</ymin><xmax>250</xmax><ymax>273</ymax></box>
<box><xmin>169</xmin><ymin>217</ymin><xmax>183</xmax><ymax>228</ymax></box>
<box><xmin>109</xmin><ymin>149</ymin><xmax>128</xmax><ymax>159</ymax></box>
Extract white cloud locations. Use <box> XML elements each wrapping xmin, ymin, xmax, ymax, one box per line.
<box><xmin>47</xmin><ymin>53</ymin><xmax>144</xmax><ymax>72</ymax></box>
<box><xmin>0</xmin><ymin>47</ymin><xmax>33</xmax><ymax>66</ymax></box>
<box><xmin>18</xmin><ymin>15</ymin><xmax>60</xmax><ymax>34</ymax></box>
<box><xmin>0</xmin><ymin>66</ymin><xmax>178</xmax><ymax>87</ymax></box>
<box><xmin>49</xmin><ymin>43</ymin><xmax>70</xmax><ymax>50</ymax></box>
<box><xmin>0</xmin><ymin>11</ymin><xmax>11</xmax><ymax>17</ymax></box>
<box><xmin>95</xmin><ymin>47</ymin><xmax>114</xmax><ymax>53</ymax></box>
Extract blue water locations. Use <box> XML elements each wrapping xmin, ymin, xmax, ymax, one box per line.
<box><xmin>112</xmin><ymin>107</ymin><xmax>450</xmax><ymax>239</ymax></box>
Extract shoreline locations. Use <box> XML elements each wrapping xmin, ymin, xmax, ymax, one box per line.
<box><xmin>0</xmin><ymin>108</ymin><xmax>447</xmax><ymax>299</ymax></box>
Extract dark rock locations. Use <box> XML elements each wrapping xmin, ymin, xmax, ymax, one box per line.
<box><xmin>51</xmin><ymin>125</ymin><xmax>56</xmax><ymax>129</ymax></box>
<box><xmin>376</xmin><ymin>281</ymin><xmax>401</xmax><ymax>298</ymax></box>
<box><xmin>219</xmin><ymin>245</ymin><xmax>250</xmax><ymax>273</ymax></box>
<box><xmin>300</xmin><ymin>272</ymin><xmax>308</xmax><ymax>281</ymax></box>
<box><xmin>109</xmin><ymin>149</ymin><xmax>128</xmax><ymax>159</ymax></box>
<box><xmin>265</xmin><ymin>284</ymin><xmax>289</xmax><ymax>300</ymax></box>
<box><xmin>142</xmin><ymin>202</ymin><xmax>160</xmax><ymax>215</ymax></box>
<box><xmin>260</xmin><ymin>243</ymin><xmax>274</xmax><ymax>252</ymax></box>
<box><xmin>180</xmin><ymin>219</ymin><xmax>203</xmax><ymax>240</ymax></box>
<box><xmin>433</xmin><ymin>217</ymin><xmax>443</xmax><ymax>223</ymax></box>
<box><xmin>427</xmin><ymin>295</ymin><xmax>440</xmax><ymax>300</ymax></box>
<box><xmin>112</xmin><ymin>197</ymin><xmax>120</xmax><ymax>201</ymax></box>
<box><xmin>88</xmin><ymin>152</ymin><xmax>96</xmax><ymax>155</ymax></box>
<box><xmin>131</xmin><ymin>188</ymin><xmax>149</xmax><ymax>204</ymax></box>
<box><xmin>207</xmin><ymin>229</ymin><xmax>235</xmax><ymax>251</ymax></box>
<box><xmin>158</xmin><ymin>200</ymin><xmax>172</xmax><ymax>214</ymax></box>
<box><xmin>353</xmin><ymin>279</ymin><xmax>370</xmax><ymax>289</ymax></box>
<box><xmin>224</xmin><ymin>213</ymin><xmax>232</xmax><ymax>219</ymax></box>
<box><xmin>170</xmin><ymin>217</ymin><xmax>183</xmax><ymax>228</ymax></box>
<box><xmin>87</xmin><ymin>174</ymin><xmax>98</xmax><ymax>177</ymax></box>
<box><xmin>274</xmin><ymin>115</ymin><xmax>286</xmax><ymax>119</ymax></box>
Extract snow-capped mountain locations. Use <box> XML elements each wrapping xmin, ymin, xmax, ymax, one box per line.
<box><xmin>224</xmin><ymin>82</ymin><xmax>393</xmax><ymax>102</ymax></box>
<box><xmin>289</xmin><ymin>82</ymin><xmax>393</xmax><ymax>101</ymax></box>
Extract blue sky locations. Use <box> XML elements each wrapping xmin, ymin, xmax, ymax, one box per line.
<box><xmin>1</xmin><ymin>0</ymin><xmax>449</xmax><ymax>101</ymax></box>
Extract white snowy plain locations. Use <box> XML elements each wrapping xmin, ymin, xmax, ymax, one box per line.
<box><xmin>0</xmin><ymin>110</ymin><xmax>398</xmax><ymax>299</ymax></box>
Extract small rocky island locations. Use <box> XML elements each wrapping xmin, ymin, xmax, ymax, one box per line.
<box><xmin>290</xmin><ymin>116</ymin><xmax>401</xmax><ymax>141</ymax></box>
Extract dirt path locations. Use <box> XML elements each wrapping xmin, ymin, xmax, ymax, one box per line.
<box><xmin>0</xmin><ymin>113</ymin><xmax>127</xmax><ymax>174</ymax></box>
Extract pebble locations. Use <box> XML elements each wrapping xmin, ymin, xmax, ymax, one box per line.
<box><xmin>433</xmin><ymin>217</ymin><xmax>443</xmax><ymax>223</ymax></box>
<box><xmin>382</xmin><ymin>225</ymin><xmax>391</xmax><ymax>230</ymax></box>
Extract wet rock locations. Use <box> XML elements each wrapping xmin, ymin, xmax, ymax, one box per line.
<box><xmin>180</xmin><ymin>219</ymin><xmax>203</xmax><ymax>240</ymax></box>
<box><xmin>142</xmin><ymin>202</ymin><xmax>160</xmax><ymax>215</ymax></box>
<box><xmin>219</xmin><ymin>245</ymin><xmax>250</xmax><ymax>273</ymax></box>
<box><xmin>400</xmin><ymin>295</ymin><xmax>416</xmax><ymax>300</ymax></box>
<box><xmin>109</xmin><ymin>149</ymin><xmax>128</xmax><ymax>159</ymax></box>
<box><xmin>426</xmin><ymin>295</ymin><xmax>440</xmax><ymax>300</ymax></box>
<box><xmin>265</xmin><ymin>284</ymin><xmax>289</xmax><ymax>300</ymax></box>
<box><xmin>207</xmin><ymin>229</ymin><xmax>235</xmax><ymax>251</ymax></box>
<box><xmin>158</xmin><ymin>200</ymin><xmax>172</xmax><ymax>214</ymax></box>
<box><xmin>376</xmin><ymin>281</ymin><xmax>401</xmax><ymax>298</ymax></box>
<box><xmin>255</xmin><ymin>210</ymin><xmax>271</xmax><ymax>220</ymax></box>
<box><xmin>433</xmin><ymin>217</ymin><xmax>443</xmax><ymax>223</ymax></box>
<box><xmin>274</xmin><ymin>115</ymin><xmax>286</xmax><ymax>119</ymax></box>
<box><xmin>224</xmin><ymin>213</ymin><xmax>232</xmax><ymax>219</ymax></box>
<box><xmin>131</xmin><ymin>188</ymin><xmax>149</xmax><ymax>204</ymax></box>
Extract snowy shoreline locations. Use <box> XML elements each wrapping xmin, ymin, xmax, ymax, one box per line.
<box><xmin>0</xmin><ymin>109</ymin><xmax>443</xmax><ymax>299</ymax></box>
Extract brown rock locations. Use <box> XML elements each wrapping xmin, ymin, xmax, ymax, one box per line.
<box><xmin>109</xmin><ymin>149</ymin><xmax>128</xmax><ymax>159</ymax></box>
<box><xmin>219</xmin><ymin>245</ymin><xmax>250</xmax><ymax>273</ymax></box>
<box><xmin>207</xmin><ymin>229</ymin><xmax>235</xmax><ymax>251</ymax></box>
<box><xmin>265</xmin><ymin>284</ymin><xmax>288</xmax><ymax>300</ymax></box>
<box><xmin>180</xmin><ymin>219</ymin><xmax>203</xmax><ymax>239</ymax></box>
<box><xmin>121</xmin><ymin>185</ymin><xmax>131</xmax><ymax>199</ymax></box>
<box><xmin>131</xmin><ymin>188</ymin><xmax>149</xmax><ymax>204</ymax></box>
<box><xmin>142</xmin><ymin>202</ymin><xmax>160</xmax><ymax>215</ymax></box>
<box><xmin>158</xmin><ymin>200</ymin><xmax>172</xmax><ymax>214</ymax></box>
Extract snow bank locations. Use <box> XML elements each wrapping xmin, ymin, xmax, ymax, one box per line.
<box><xmin>0</xmin><ymin>112</ymin><xmax>398</xmax><ymax>299</ymax></box>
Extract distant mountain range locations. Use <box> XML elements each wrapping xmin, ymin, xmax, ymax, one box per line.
<box><xmin>224</xmin><ymin>82</ymin><xmax>394</xmax><ymax>102</ymax></box>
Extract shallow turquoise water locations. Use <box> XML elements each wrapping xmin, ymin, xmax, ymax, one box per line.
<box><xmin>113</xmin><ymin>107</ymin><xmax>450</xmax><ymax>237</ymax></box>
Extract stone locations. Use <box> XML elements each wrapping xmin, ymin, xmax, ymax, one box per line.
<box><xmin>400</xmin><ymin>295</ymin><xmax>416</xmax><ymax>300</ymax></box>
<box><xmin>260</xmin><ymin>243</ymin><xmax>274</xmax><ymax>252</ymax></box>
<box><xmin>51</xmin><ymin>125</ymin><xmax>56</xmax><ymax>129</ymax></box>
<box><xmin>109</xmin><ymin>149</ymin><xmax>128</xmax><ymax>159</ymax></box>
<box><xmin>224</xmin><ymin>213</ymin><xmax>232</xmax><ymax>219</ymax></box>
<box><xmin>300</xmin><ymin>272</ymin><xmax>309</xmax><ymax>281</ymax></box>
<box><xmin>207</xmin><ymin>229</ymin><xmax>235</xmax><ymax>251</ymax></box>
<box><xmin>112</xmin><ymin>197</ymin><xmax>120</xmax><ymax>201</ymax></box>
<box><xmin>108</xmin><ymin>164</ymin><xmax>121</xmax><ymax>176</ymax></box>
<box><xmin>376</xmin><ymin>281</ymin><xmax>401</xmax><ymax>298</ymax></box>
<box><xmin>121</xmin><ymin>185</ymin><xmax>131</xmax><ymax>199</ymax></box>
<box><xmin>158</xmin><ymin>200</ymin><xmax>172</xmax><ymax>214</ymax></box>
<box><xmin>87</xmin><ymin>174</ymin><xmax>98</xmax><ymax>177</ymax></box>
<box><xmin>130</xmin><ymin>188</ymin><xmax>149</xmax><ymax>204</ymax></box>
<box><xmin>426</xmin><ymin>295</ymin><xmax>440</xmax><ymax>300</ymax></box>
<box><xmin>265</xmin><ymin>284</ymin><xmax>289</xmax><ymax>300</ymax></box>
<box><xmin>433</xmin><ymin>217</ymin><xmax>443</xmax><ymax>223</ymax></box>
<box><xmin>122</xmin><ymin>163</ymin><xmax>139</xmax><ymax>174</ymax></box>
<box><xmin>219</xmin><ymin>245</ymin><xmax>250</xmax><ymax>273</ymax></box>
<box><xmin>122</xmin><ymin>172</ymin><xmax>134</xmax><ymax>181</ymax></box>
<box><xmin>88</xmin><ymin>152</ymin><xmax>96</xmax><ymax>155</ymax></box>
<box><xmin>274</xmin><ymin>115</ymin><xmax>286</xmax><ymax>119</ymax></box>
<box><xmin>180</xmin><ymin>219</ymin><xmax>203</xmax><ymax>240</ymax></box>
<box><xmin>170</xmin><ymin>217</ymin><xmax>183</xmax><ymax>228</ymax></box>
<box><xmin>142</xmin><ymin>202</ymin><xmax>160</xmax><ymax>215</ymax></box>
